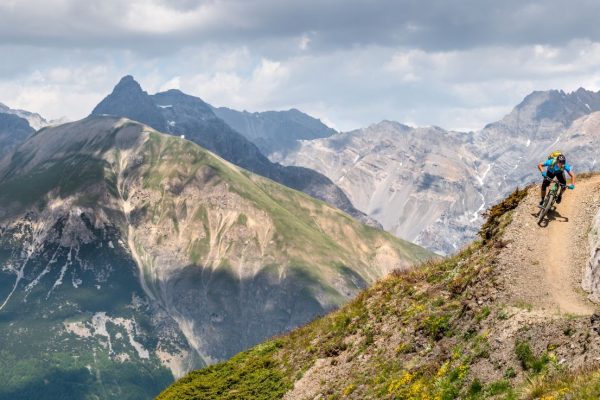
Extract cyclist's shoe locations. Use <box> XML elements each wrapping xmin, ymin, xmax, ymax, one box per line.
<box><xmin>539</xmin><ymin>199</ymin><xmax>544</xmax><ymax>208</ymax></box>
<box><xmin>556</xmin><ymin>195</ymin><xmax>562</xmax><ymax>204</ymax></box>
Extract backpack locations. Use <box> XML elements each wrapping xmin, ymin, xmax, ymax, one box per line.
<box><xmin>547</xmin><ymin>150</ymin><xmax>563</xmax><ymax>160</ymax></box>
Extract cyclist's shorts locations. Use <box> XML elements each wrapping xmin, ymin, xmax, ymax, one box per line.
<box><xmin>542</xmin><ymin>170</ymin><xmax>566</xmax><ymax>189</ymax></box>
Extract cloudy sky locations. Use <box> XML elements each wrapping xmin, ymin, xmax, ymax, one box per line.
<box><xmin>2</xmin><ymin>0</ymin><xmax>600</xmax><ymax>131</ymax></box>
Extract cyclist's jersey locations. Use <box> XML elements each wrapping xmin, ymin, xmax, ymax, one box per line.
<box><xmin>542</xmin><ymin>158</ymin><xmax>572</xmax><ymax>174</ymax></box>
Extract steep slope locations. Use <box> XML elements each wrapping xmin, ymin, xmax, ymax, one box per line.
<box><xmin>0</xmin><ymin>116</ymin><xmax>431</xmax><ymax>398</ymax></box>
<box><xmin>280</xmin><ymin>89</ymin><xmax>600</xmax><ymax>254</ymax></box>
<box><xmin>91</xmin><ymin>76</ymin><xmax>378</xmax><ymax>227</ymax></box>
<box><xmin>0</xmin><ymin>112</ymin><xmax>34</xmax><ymax>160</ymax></box>
<box><xmin>212</xmin><ymin>106</ymin><xmax>336</xmax><ymax>158</ymax></box>
<box><xmin>159</xmin><ymin>175</ymin><xmax>600</xmax><ymax>399</ymax></box>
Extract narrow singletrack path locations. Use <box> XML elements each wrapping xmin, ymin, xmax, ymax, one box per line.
<box><xmin>496</xmin><ymin>175</ymin><xmax>600</xmax><ymax>315</ymax></box>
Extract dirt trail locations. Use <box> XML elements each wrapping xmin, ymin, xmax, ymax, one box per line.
<box><xmin>496</xmin><ymin>175</ymin><xmax>600</xmax><ymax>316</ymax></box>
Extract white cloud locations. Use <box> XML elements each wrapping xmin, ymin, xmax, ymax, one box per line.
<box><xmin>299</xmin><ymin>34</ymin><xmax>311</xmax><ymax>51</ymax></box>
<box><xmin>159</xmin><ymin>76</ymin><xmax>181</xmax><ymax>92</ymax></box>
<box><xmin>3</xmin><ymin>2</ymin><xmax>600</xmax><ymax>133</ymax></box>
<box><xmin>3</xmin><ymin>39</ymin><xmax>600</xmax><ymax>133</ymax></box>
<box><xmin>0</xmin><ymin>64</ymin><xmax>116</xmax><ymax>120</ymax></box>
<box><xmin>119</xmin><ymin>1</ymin><xmax>221</xmax><ymax>34</ymax></box>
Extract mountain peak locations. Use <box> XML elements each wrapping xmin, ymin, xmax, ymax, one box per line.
<box><xmin>112</xmin><ymin>75</ymin><xmax>144</xmax><ymax>94</ymax></box>
<box><xmin>503</xmin><ymin>87</ymin><xmax>600</xmax><ymax>127</ymax></box>
<box><xmin>92</xmin><ymin>76</ymin><xmax>167</xmax><ymax>131</ymax></box>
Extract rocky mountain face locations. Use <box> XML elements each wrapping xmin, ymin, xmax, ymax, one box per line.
<box><xmin>470</xmin><ymin>89</ymin><xmax>600</xmax><ymax>202</ymax></box>
<box><xmin>211</xmin><ymin>106</ymin><xmax>336</xmax><ymax>158</ymax></box>
<box><xmin>91</xmin><ymin>76</ymin><xmax>378</xmax><ymax>227</ymax></box>
<box><xmin>0</xmin><ymin>116</ymin><xmax>431</xmax><ymax>398</ymax></box>
<box><xmin>277</xmin><ymin>121</ymin><xmax>483</xmax><ymax>254</ymax></box>
<box><xmin>280</xmin><ymin>89</ymin><xmax>600</xmax><ymax>254</ymax></box>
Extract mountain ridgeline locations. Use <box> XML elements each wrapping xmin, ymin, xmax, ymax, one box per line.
<box><xmin>0</xmin><ymin>102</ymin><xmax>52</xmax><ymax>130</ymax></box>
<box><xmin>91</xmin><ymin>76</ymin><xmax>378</xmax><ymax>228</ymax></box>
<box><xmin>0</xmin><ymin>102</ymin><xmax>68</xmax><ymax>161</ymax></box>
<box><xmin>211</xmin><ymin>106</ymin><xmax>337</xmax><ymax>158</ymax></box>
<box><xmin>0</xmin><ymin>116</ymin><xmax>431</xmax><ymax>399</ymax></box>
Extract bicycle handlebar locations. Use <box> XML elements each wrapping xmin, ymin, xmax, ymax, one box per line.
<box><xmin>543</xmin><ymin>176</ymin><xmax>572</xmax><ymax>189</ymax></box>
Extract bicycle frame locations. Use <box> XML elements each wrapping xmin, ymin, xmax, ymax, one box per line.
<box><xmin>537</xmin><ymin>177</ymin><xmax>566</xmax><ymax>225</ymax></box>
<box><xmin>549</xmin><ymin>181</ymin><xmax>562</xmax><ymax>197</ymax></box>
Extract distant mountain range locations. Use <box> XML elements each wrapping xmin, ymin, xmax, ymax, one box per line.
<box><xmin>0</xmin><ymin>103</ymin><xmax>69</xmax><ymax>160</ymax></box>
<box><xmin>0</xmin><ymin>112</ymin><xmax>34</xmax><ymax>160</ymax></box>
<box><xmin>211</xmin><ymin>106</ymin><xmax>336</xmax><ymax>158</ymax></box>
<box><xmin>279</xmin><ymin>88</ymin><xmax>600</xmax><ymax>253</ymax></box>
<box><xmin>0</xmin><ymin>102</ymin><xmax>50</xmax><ymax>130</ymax></box>
<box><xmin>4</xmin><ymin>83</ymin><xmax>600</xmax><ymax>255</ymax></box>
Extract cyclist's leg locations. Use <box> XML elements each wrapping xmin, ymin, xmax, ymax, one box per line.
<box><xmin>541</xmin><ymin>170</ymin><xmax>555</xmax><ymax>201</ymax></box>
<box><xmin>556</xmin><ymin>172</ymin><xmax>567</xmax><ymax>202</ymax></box>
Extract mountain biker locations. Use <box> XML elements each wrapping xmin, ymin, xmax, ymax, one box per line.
<box><xmin>537</xmin><ymin>153</ymin><xmax>575</xmax><ymax>206</ymax></box>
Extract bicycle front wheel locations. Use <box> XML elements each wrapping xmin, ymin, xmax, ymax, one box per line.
<box><xmin>538</xmin><ymin>194</ymin><xmax>553</xmax><ymax>225</ymax></box>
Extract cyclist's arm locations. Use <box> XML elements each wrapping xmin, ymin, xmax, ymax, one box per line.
<box><xmin>537</xmin><ymin>162</ymin><xmax>546</xmax><ymax>173</ymax></box>
<box><xmin>539</xmin><ymin>159</ymin><xmax>553</xmax><ymax>173</ymax></box>
<box><xmin>567</xmin><ymin>170</ymin><xmax>575</xmax><ymax>185</ymax></box>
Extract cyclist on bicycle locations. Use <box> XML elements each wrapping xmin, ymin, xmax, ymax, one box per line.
<box><xmin>537</xmin><ymin>153</ymin><xmax>575</xmax><ymax>206</ymax></box>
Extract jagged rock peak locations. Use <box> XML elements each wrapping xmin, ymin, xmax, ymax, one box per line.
<box><xmin>92</xmin><ymin>75</ymin><xmax>168</xmax><ymax>131</ymax></box>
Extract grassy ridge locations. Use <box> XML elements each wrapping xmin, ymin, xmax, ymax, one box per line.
<box><xmin>136</xmin><ymin>132</ymin><xmax>432</xmax><ymax>276</ymax></box>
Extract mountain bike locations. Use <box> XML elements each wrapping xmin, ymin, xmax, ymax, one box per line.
<box><xmin>537</xmin><ymin>176</ymin><xmax>571</xmax><ymax>225</ymax></box>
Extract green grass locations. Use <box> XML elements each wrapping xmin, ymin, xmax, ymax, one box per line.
<box><xmin>0</xmin><ymin>220</ymin><xmax>175</xmax><ymax>400</ymax></box>
<box><xmin>156</xmin><ymin>341</ymin><xmax>290</xmax><ymax>400</ymax></box>
<box><xmin>0</xmin><ymin>155</ymin><xmax>108</xmax><ymax>207</ymax></box>
<box><xmin>515</xmin><ymin>341</ymin><xmax>550</xmax><ymax>373</ymax></box>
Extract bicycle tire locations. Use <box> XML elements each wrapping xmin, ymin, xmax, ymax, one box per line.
<box><xmin>538</xmin><ymin>193</ymin><xmax>554</xmax><ymax>225</ymax></box>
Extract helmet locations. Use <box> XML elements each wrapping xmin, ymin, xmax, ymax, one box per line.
<box><xmin>557</xmin><ymin>154</ymin><xmax>566</xmax><ymax>163</ymax></box>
